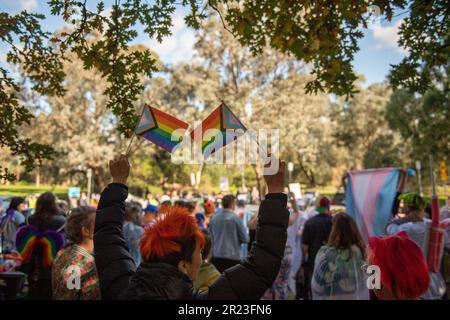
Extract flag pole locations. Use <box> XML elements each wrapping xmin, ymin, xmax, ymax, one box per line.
<box><xmin>255</xmin><ymin>138</ymin><xmax>268</xmax><ymax>158</ymax></box>
<box><xmin>125</xmin><ymin>134</ymin><xmax>136</xmax><ymax>156</ymax></box>
<box><xmin>429</xmin><ymin>155</ymin><xmax>439</xmax><ymax>227</ymax></box>
<box><xmin>126</xmin><ymin>104</ymin><xmax>147</xmax><ymax>156</ymax></box>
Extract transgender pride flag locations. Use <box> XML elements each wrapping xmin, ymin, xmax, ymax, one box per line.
<box><xmin>346</xmin><ymin>168</ymin><xmax>401</xmax><ymax>242</ymax></box>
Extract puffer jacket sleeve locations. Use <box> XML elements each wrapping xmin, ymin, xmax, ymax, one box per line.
<box><xmin>199</xmin><ymin>193</ymin><xmax>289</xmax><ymax>300</ymax></box>
<box><xmin>94</xmin><ymin>183</ymin><xmax>136</xmax><ymax>300</ymax></box>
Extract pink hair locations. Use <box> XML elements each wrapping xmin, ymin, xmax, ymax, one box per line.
<box><xmin>368</xmin><ymin>231</ymin><xmax>430</xmax><ymax>299</ymax></box>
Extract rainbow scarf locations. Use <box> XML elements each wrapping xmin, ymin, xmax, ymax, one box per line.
<box><xmin>15</xmin><ymin>224</ymin><xmax>65</xmax><ymax>268</ymax></box>
<box><xmin>135</xmin><ymin>105</ymin><xmax>189</xmax><ymax>153</ymax></box>
<box><xmin>190</xmin><ymin>103</ymin><xmax>247</xmax><ymax>158</ymax></box>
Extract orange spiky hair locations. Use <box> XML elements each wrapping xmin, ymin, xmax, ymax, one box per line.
<box><xmin>158</xmin><ymin>202</ymin><xmax>172</xmax><ymax>215</ymax></box>
<box><xmin>140</xmin><ymin>206</ymin><xmax>205</xmax><ymax>264</ymax></box>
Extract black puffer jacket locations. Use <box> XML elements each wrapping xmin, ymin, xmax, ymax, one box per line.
<box><xmin>94</xmin><ymin>183</ymin><xmax>289</xmax><ymax>300</ymax></box>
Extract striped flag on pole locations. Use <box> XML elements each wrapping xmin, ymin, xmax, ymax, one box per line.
<box><xmin>190</xmin><ymin>103</ymin><xmax>247</xmax><ymax>158</ymax></box>
<box><xmin>345</xmin><ymin>168</ymin><xmax>401</xmax><ymax>242</ymax></box>
<box><xmin>135</xmin><ymin>105</ymin><xmax>189</xmax><ymax>153</ymax></box>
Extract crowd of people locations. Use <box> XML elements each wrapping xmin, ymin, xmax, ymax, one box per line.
<box><xmin>0</xmin><ymin>154</ymin><xmax>449</xmax><ymax>300</ymax></box>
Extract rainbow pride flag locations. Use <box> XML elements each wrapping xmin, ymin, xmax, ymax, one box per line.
<box><xmin>190</xmin><ymin>103</ymin><xmax>247</xmax><ymax>158</ymax></box>
<box><xmin>135</xmin><ymin>105</ymin><xmax>189</xmax><ymax>153</ymax></box>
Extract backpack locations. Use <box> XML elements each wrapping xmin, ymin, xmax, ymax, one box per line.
<box><xmin>0</xmin><ymin>209</ymin><xmax>20</xmax><ymax>252</ymax></box>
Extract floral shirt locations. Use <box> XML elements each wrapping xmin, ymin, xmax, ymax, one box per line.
<box><xmin>262</xmin><ymin>245</ymin><xmax>293</xmax><ymax>300</ymax></box>
<box><xmin>51</xmin><ymin>244</ymin><xmax>101</xmax><ymax>300</ymax></box>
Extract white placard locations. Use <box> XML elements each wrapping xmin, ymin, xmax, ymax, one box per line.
<box><xmin>220</xmin><ymin>177</ymin><xmax>229</xmax><ymax>192</ymax></box>
<box><xmin>288</xmin><ymin>183</ymin><xmax>302</xmax><ymax>199</ymax></box>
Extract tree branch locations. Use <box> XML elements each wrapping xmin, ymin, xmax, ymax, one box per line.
<box><xmin>208</xmin><ymin>1</ymin><xmax>234</xmax><ymax>36</ymax></box>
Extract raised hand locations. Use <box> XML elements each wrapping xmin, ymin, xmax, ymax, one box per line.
<box><xmin>109</xmin><ymin>154</ymin><xmax>131</xmax><ymax>185</ymax></box>
<box><xmin>263</xmin><ymin>155</ymin><xmax>286</xmax><ymax>194</ymax></box>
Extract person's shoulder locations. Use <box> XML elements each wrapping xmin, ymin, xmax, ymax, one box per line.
<box><xmin>392</xmin><ymin>222</ymin><xmax>421</xmax><ymax>234</ymax></box>
<box><xmin>303</xmin><ymin>217</ymin><xmax>312</xmax><ymax>229</ymax></box>
<box><xmin>396</xmin><ymin>221</ymin><xmax>415</xmax><ymax>229</ymax></box>
<box><xmin>350</xmin><ymin>245</ymin><xmax>365</xmax><ymax>260</ymax></box>
<box><xmin>214</xmin><ymin>209</ymin><xmax>229</xmax><ymax>219</ymax></box>
<box><xmin>422</xmin><ymin>218</ymin><xmax>432</xmax><ymax>224</ymax></box>
<box><xmin>135</xmin><ymin>224</ymin><xmax>145</xmax><ymax>234</ymax></box>
<box><xmin>305</xmin><ymin>214</ymin><xmax>319</xmax><ymax>225</ymax></box>
<box><xmin>27</xmin><ymin>214</ymin><xmax>37</xmax><ymax>225</ymax></box>
<box><xmin>203</xmin><ymin>262</ymin><xmax>219</xmax><ymax>273</ymax></box>
<box><xmin>54</xmin><ymin>246</ymin><xmax>66</xmax><ymax>261</ymax></box>
<box><xmin>314</xmin><ymin>246</ymin><xmax>334</xmax><ymax>264</ymax></box>
<box><xmin>48</xmin><ymin>214</ymin><xmax>66</xmax><ymax>230</ymax></box>
<box><xmin>209</xmin><ymin>214</ymin><xmax>218</xmax><ymax>223</ymax></box>
<box><xmin>53</xmin><ymin>214</ymin><xmax>66</xmax><ymax>224</ymax></box>
<box><xmin>318</xmin><ymin>245</ymin><xmax>334</xmax><ymax>255</ymax></box>
<box><xmin>13</xmin><ymin>211</ymin><xmax>25</xmax><ymax>222</ymax></box>
<box><xmin>53</xmin><ymin>245</ymin><xmax>72</xmax><ymax>266</ymax></box>
<box><xmin>231</xmin><ymin>212</ymin><xmax>242</xmax><ymax>221</ymax></box>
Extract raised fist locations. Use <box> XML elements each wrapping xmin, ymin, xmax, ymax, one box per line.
<box><xmin>109</xmin><ymin>154</ymin><xmax>131</xmax><ymax>185</ymax></box>
<box><xmin>263</xmin><ymin>155</ymin><xmax>285</xmax><ymax>194</ymax></box>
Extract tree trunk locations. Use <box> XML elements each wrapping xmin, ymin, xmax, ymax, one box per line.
<box><xmin>251</xmin><ymin>164</ymin><xmax>264</xmax><ymax>201</ymax></box>
<box><xmin>35</xmin><ymin>167</ymin><xmax>40</xmax><ymax>186</ymax></box>
<box><xmin>194</xmin><ymin>162</ymin><xmax>204</xmax><ymax>190</ymax></box>
<box><xmin>309</xmin><ymin>169</ymin><xmax>316</xmax><ymax>186</ymax></box>
<box><xmin>298</xmin><ymin>161</ymin><xmax>315</xmax><ymax>186</ymax></box>
<box><xmin>94</xmin><ymin>167</ymin><xmax>106</xmax><ymax>193</ymax></box>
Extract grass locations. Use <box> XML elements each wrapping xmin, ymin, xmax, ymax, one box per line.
<box><xmin>0</xmin><ymin>183</ymin><xmax>71</xmax><ymax>198</ymax></box>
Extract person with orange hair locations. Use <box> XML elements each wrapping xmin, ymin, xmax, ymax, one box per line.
<box><xmin>367</xmin><ymin>231</ymin><xmax>430</xmax><ymax>300</ymax></box>
<box><xmin>203</xmin><ymin>200</ymin><xmax>216</xmax><ymax>216</ymax></box>
<box><xmin>158</xmin><ymin>200</ymin><xmax>172</xmax><ymax>216</ymax></box>
<box><xmin>94</xmin><ymin>154</ymin><xmax>289</xmax><ymax>300</ymax></box>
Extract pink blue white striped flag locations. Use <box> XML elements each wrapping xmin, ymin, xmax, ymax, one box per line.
<box><xmin>346</xmin><ymin>168</ymin><xmax>401</xmax><ymax>242</ymax></box>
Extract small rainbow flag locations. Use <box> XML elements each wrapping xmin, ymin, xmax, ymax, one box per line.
<box><xmin>135</xmin><ymin>105</ymin><xmax>189</xmax><ymax>153</ymax></box>
<box><xmin>190</xmin><ymin>103</ymin><xmax>247</xmax><ymax>158</ymax></box>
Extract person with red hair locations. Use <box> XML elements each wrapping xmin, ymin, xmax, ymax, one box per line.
<box><xmin>158</xmin><ymin>200</ymin><xmax>172</xmax><ymax>216</ymax></box>
<box><xmin>386</xmin><ymin>193</ymin><xmax>447</xmax><ymax>299</ymax></box>
<box><xmin>367</xmin><ymin>231</ymin><xmax>430</xmax><ymax>300</ymax></box>
<box><xmin>138</xmin><ymin>206</ymin><xmax>205</xmax><ymax>281</ymax></box>
<box><xmin>94</xmin><ymin>154</ymin><xmax>289</xmax><ymax>300</ymax></box>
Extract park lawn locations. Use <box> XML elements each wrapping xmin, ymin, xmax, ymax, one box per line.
<box><xmin>0</xmin><ymin>183</ymin><xmax>162</xmax><ymax>200</ymax></box>
<box><xmin>0</xmin><ymin>182</ymin><xmax>448</xmax><ymax>206</ymax></box>
<box><xmin>0</xmin><ymin>183</ymin><xmax>71</xmax><ymax>198</ymax></box>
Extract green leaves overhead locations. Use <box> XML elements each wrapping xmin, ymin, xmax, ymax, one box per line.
<box><xmin>386</xmin><ymin>62</ymin><xmax>450</xmax><ymax>161</ymax></box>
<box><xmin>389</xmin><ymin>0</ymin><xmax>450</xmax><ymax>93</ymax></box>
<box><xmin>1</xmin><ymin>0</ymin><xmax>449</xmax><ymax>181</ymax></box>
<box><xmin>0</xmin><ymin>11</ymin><xmax>63</xmax><ymax>181</ymax></box>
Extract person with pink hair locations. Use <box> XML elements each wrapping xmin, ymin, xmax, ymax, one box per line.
<box><xmin>386</xmin><ymin>193</ymin><xmax>447</xmax><ymax>299</ymax></box>
<box><xmin>367</xmin><ymin>231</ymin><xmax>430</xmax><ymax>300</ymax></box>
